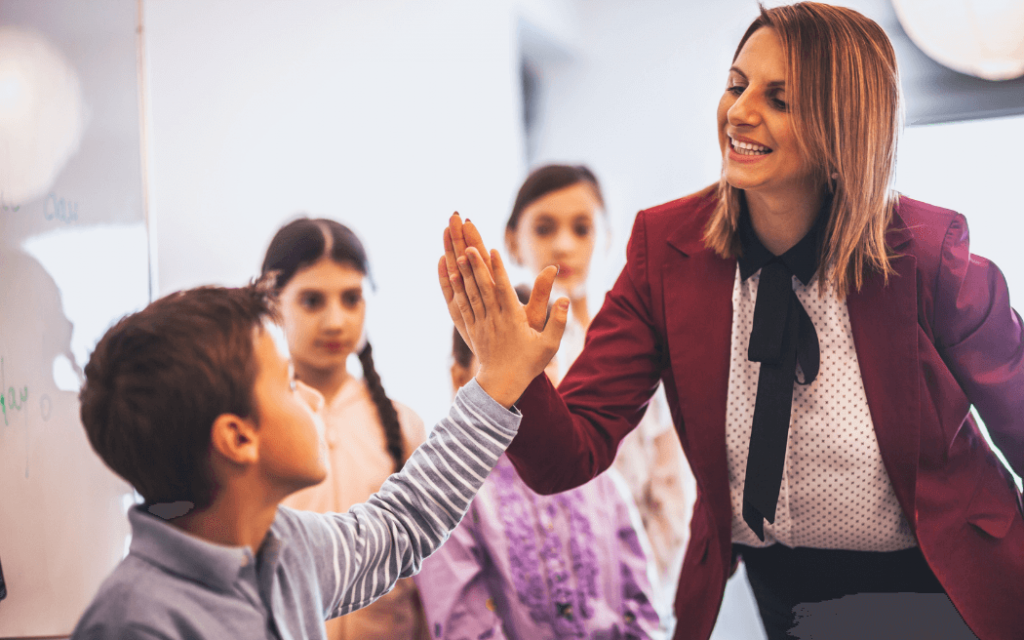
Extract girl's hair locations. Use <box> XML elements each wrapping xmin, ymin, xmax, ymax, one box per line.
<box><xmin>261</xmin><ymin>217</ymin><xmax>404</xmax><ymax>472</ymax></box>
<box><xmin>506</xmin><ymin>164</ymin><xmax>606</xmax><ymax>233</ymax></box>
<box><xmin>704</xmin><ymin>2</ymin><xmax>902</xmax><ymax>298</ymax></box>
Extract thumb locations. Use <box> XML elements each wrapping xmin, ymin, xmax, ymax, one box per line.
<box><xmin>526</xmin><ymin>265</ymin><xmax>557</xmax><ymax>332</ymax></box>
<box><xmin>541</xmin><ymin>296</ymin><xmax>570</xmax><ymax>351</ymax></box>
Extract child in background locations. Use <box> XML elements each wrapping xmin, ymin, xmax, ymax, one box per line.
<box><xmin>71</xmin><ymin>263</ymin><xmax>568</xmax><ymax>638</ymax></box>
<box><xmin>413</xmin><ymin>285</ymin><xmax>663</xmax><ymax>640</ymax></box>
<box><xmin>261</xmin><ymin>217</ymin><xmax>429</xmax><ymax>640</ymax></box>
<box><xmin>503</xmin><ymin>165</ymin><xmax>694</xmax><ymax>612</ymax></box>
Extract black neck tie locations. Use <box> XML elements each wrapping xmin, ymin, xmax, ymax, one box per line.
<box><xmin>742</xmin><ymin>259</ymin><xmax>820</xmax><ymax>540</ymax></box>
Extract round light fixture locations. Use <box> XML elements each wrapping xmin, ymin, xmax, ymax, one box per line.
<box><xmin>0</xmin><ymin>26</ymin><xmax>84</xmax><ymax>205</ymax></box>
<box><xmin>891</xmin><ymin>0</ymin><xmax>1024</xmax><ymax>81</ymax></box>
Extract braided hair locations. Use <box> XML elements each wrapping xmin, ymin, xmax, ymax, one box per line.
<box><xmin>261</xmin><ymin>217</ymin><xmax>405</xmax><ymax>472</ymax></box>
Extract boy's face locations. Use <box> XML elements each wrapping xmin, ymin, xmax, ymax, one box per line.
<box><xmin>250</xmin><ymin>327</ymin><xmax>329</xmax><ymax>494</ymax></box>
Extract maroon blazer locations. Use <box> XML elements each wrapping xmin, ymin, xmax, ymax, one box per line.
<box><xmin>506</xmin><ymin>191</ymin><xmax>1024</xmax><ymax>640</ymax></box>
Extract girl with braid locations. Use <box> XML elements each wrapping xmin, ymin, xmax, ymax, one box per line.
<box><xmin>262</xmin><ymin>217</ymin><xmax>429</xmax><ymax>640</ymax></box>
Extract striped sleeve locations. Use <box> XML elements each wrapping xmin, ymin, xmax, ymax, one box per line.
<box><xmin>306</xmin><ymin>379</ymin><xmax>520</xmax><ymax>618</ymax></box>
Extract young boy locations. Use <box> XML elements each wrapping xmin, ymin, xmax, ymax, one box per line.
<box><xmin>71</xmin><ymin>265</ymin><xmax>567</xmax><ymax>639</ymax></box>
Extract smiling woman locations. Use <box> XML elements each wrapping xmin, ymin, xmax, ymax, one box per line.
<box><xmin>440</xmin><ymin>3</ymin><xmax>1024</xmax><ymax>640</ymax></box>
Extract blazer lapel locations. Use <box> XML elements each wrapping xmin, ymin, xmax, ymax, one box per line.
<box><xmin>846</xmin><ymin>213</ymin><xmax>921</xmax><ymax>521</ymax></box>
<box><xmin>663</xmin><ymin>222</ymin><xmax>735</xmax><ymax>531</ymax></box>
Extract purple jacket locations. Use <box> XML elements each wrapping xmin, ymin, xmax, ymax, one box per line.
<box><xmin>414</xmin><ymin>454</ymin><xmax>662</xmax><ymax>639</ymax></box>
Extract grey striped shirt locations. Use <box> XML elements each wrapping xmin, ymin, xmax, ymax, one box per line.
<box><xmin>71</xmin><ymin>380</ymin><xmax>520</xmax><ymax>640</ymax></box>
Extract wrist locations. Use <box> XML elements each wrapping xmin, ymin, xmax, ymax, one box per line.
<box><xmin>475</xmin><ymin>368</ymin><xmax>525</xmax><ymax>409</ymax></box>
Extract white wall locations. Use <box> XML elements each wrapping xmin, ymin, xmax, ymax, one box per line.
<box><xmin>143</xmin><ymin>0</ymin><xmax>528</xmax><ymax>425</ymax></box>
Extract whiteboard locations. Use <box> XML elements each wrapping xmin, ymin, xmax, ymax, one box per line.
<box><xmin>0</xmin><ymin>1</ymin><xmax>151</xmax><ymax>636</ymax></box>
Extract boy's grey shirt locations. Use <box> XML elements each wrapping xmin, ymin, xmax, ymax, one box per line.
<box><xmin>71</xmin><ymin>380</ymin><xmax>520</xmax><ymax>640</ymax></box>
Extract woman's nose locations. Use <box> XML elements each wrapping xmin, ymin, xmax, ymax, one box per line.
<box><xmin>322</xmin><ymin>300</ymin><xmax>345</xmax><ymax>329</ymax></box>
<box><xmin>553</xmin><ymin>228</ymin><xmax>576</xmax><ymax>255</ymax></box>
<box><xmin>728</xmin><ymin>91</ymin><xmax>762</xmax><ymax>127</ymax></box>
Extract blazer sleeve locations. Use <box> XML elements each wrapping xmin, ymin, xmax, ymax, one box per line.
<box><xmin>507</xmin><ymin>210</ymin><xmax>668</xmax><ymax>495</ymax></box>
<box><xmin>933</xmin><ymin>213</ymin><xmax>1024</xmax><ymax>476</ymax></box>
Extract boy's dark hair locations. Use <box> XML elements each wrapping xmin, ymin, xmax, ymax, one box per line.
<box><xmin>261</xmin><ymin>217</ymin><xmax>406</xmax><ymax>473</ymax></box>
<box><xmin>506</xmin><ymin>164</ymin><xmax>605</xmax><ymax>233</ymax></box>
<box><xmin>79</xmin><ymin>282</ymin><xmax>278</xmax><ymax>510</ymax></box>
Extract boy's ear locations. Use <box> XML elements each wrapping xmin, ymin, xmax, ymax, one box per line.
<box><xmin>504</xmin><ymin>229</ymin><xmax>521</xmax><ymax>265</ymax></box>
<box><xmin>210</xmin><ymin>413</ymin><xmax>259</xmax><ymax>466</ymax></box>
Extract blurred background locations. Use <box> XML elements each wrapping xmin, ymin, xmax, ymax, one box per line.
<box><xmin>1</xmin><ymin>0</ymin><xmax>1022</xmax><ymax>637</ymax></box>
<box><xmin>137</xmin><ymin>0</ymin><xmax>1024</xmax><ymax>430</ymax></box>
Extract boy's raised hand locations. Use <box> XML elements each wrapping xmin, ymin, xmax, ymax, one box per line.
<box><xmin>442</xmin><ymin>214</ymin><xmax>556</xmax><ymax>343</ymax></box>
<box><xmin>437</xmin><ymin>225</ymin><xmax>568</xmax><ymax>408</ymax></box>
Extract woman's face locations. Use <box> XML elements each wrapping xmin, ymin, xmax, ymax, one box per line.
<box><xmin>717</xmin><ymin>27</ymin><xmax>816</xmax><ymax>198</ymax></box>
<box><xmin>507</xmin><ymin>182</ymin><xmax>601</xmax><ymax>295</ymax></box>
<box><xmin>278</xmin><ymin>258</ymin><xmax>366</xmax><ymax>375</ymax></box>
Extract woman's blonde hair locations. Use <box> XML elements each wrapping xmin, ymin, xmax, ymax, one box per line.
<box><xmin>704</xmin><ymin>2</ymin><xmax>903</xmax><ymax>298</ymax></box>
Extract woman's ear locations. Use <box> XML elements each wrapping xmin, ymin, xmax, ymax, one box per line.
<box><xmin>209</xmin><ymin>413</ymin><xmax>259</xmax><ymax>466</ymax></box>
<box><xmin>504</xmin><ymin>228</ymin><xmax>521</xmax><ymax>265</ymax></box>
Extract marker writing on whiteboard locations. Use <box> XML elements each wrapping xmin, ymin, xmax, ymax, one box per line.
<box><xmin>43</xmin><ymin>192</ymin><xmax>79</xmax><ymax>224</ymax></box>
<box><xmin>0</xmin><ymin>358</ymin><xmax>30</xmax><ymax>426</ymax></box>
<box><xmin>0</xmin><ymin>191</ymin><xmax>20</xmax><ymax>213</ymax></box>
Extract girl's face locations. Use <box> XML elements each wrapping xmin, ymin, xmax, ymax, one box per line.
<box><xmin>278</xmin><ymin>258</ymin><xmax>366</xmax><ymax>375</ymax></box>
<box><xmin>507</xmin><ymin>182</ymin><xmax>601</xmax><ymax>295</ymax></box>
<box><xmin>717</xmin><ymin>27</ymin><xmax>816</xmax><ymax>199</ymax></box>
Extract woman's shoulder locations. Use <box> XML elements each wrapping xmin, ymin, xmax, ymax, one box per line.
<box><xmin>895</xmin><ymin>194</ymin><xmax>962</xmax><ymax>239</ymax></box>
<box><xmin>893</xmin><ymin>194</ymin><xmax>966</xmax><ymax>272</ymax></box>
<box><xmin>625</xmin><ymin>185</ymin><xmax>719</xmax><ymax>266</ymax></box>
<box><xmin>638</xmin><ymin>184</ymin><xmax>718</xmax><ymax>226</ymax></box>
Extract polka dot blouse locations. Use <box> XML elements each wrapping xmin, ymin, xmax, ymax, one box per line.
<box><xmin>727</xmin><ymin>264</ymin><xmax>917</xmax><ymax>551</ymax></box>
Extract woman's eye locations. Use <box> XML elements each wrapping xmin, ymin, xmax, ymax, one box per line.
<box><xmin>300</xmin><ymin>293</ymin><xmax>323</xmax><ymax>309</ymax></box>
<box><xmin>727</xmin><ymin>83</ymin><xmax>745</xmax><ymax>96</ymax></box>
<box><xmin>534</xmin><ymin>223</ymin><xmax>555</xmax><ymax>237</ymax></box>
<box><xmin>770</xmin><ymin>90</ymin><xmax>788</xmax><ymax>111</ymax></box>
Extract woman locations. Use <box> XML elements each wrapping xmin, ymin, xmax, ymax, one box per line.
<box><xmin>263</xmin><ymin>218</ymin><xmax>430</xmax><ymax>640</ymax></box>
<box><xmin>439</xmin><ymin>4</ymin><xmax>1023</xmax><ymax>639</ymax></box>
<box><xmin>503</xmin><ymin>164</ymin><xmax>693</xmax><ymax>606</ymax></box>
<box><xmin>414</xmin><ymin>289</ymin><xmax>662</xmax><ymax>640</ymax></box>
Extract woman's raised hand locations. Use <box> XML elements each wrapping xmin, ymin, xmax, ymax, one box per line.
<box><xmin>438</xmin><ymin>213</ymin><xmax>569</xmax><ymax>408</ymax></box>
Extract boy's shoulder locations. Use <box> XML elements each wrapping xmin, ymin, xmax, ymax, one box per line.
<box><xmin>72</xmin><ymin>507</ymin><xmax>324</xmax><ymax>640</ymax></box>
<box><xmin>71</xmin><ymin>554</ymin><xmax>220</xmax><ymax>639</ymax></box>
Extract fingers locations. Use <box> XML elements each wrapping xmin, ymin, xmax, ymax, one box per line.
<box><xmin>443</xmin><ymin>227</ymin><xmax>459</xmax><ymax>279</ymax></box>
<box><xmin>449</xmin><ymin>213</ymin><xmax>468</xmax><ymax>261</ymax></box>
<box><xmin>489</xmin><ymin>250</ymin><xmax>519</xmax><ymax>313</ymax></box>
<box><xmin>526</xmin><ymin>265</ymin><xmax>558</xmax><ymax>332</ymax></box>
<box><xmin>437</xmin><ymin>255</ymin><xmax>455</xmax><ymax>306</ymax></box>
<box><xmin>462</xmin><ymin>219</ymin><xmax>493</xmax><ymax>275</ymax></box>
<box><xmin>467</xmin><ymin>247</ymin><xmax>498</xmax><ymax>312</ymax></box>
<box><xmin>446</xmin><ymin>252</ymin><xmax>478</xmax><ymax>328</ymax></box>
<box><xmin>542</xmin><ymin>296</ymin><xmax>571</xmax><ymax>353</ymax></box>
<box><xmin>438</xmin><ymin>256</ymin><xmax>472</xmax><ymax>347</ymax></box>
<box><xmin>456</xmin><ymin>252</ymin><xmax>486</xmax><ymax>321</ymax></box>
